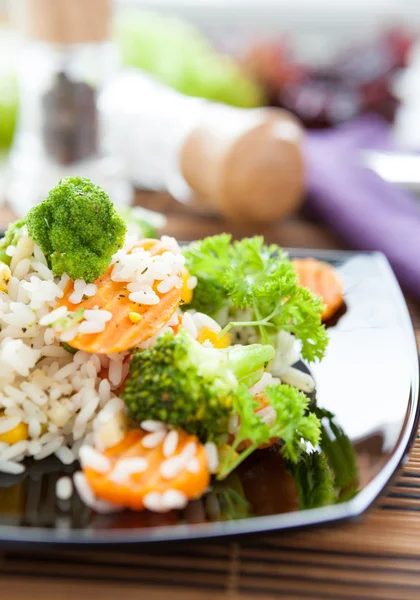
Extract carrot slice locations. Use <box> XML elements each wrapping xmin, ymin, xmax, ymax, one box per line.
<box><xmin>293</xmin><ymin>258</ymin><xmax>344</xmax><ymax>321</ymax></box>
<box><xmin>56</xmin><ymin>239</ymin><xmax>182</xmax><ymax>354</ymax></box>
<box><xmin>84</xmin><ymin>429</ymin><xmax>210</xmax><ymax>511</ymax></box>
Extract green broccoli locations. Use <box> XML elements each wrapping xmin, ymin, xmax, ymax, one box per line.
<box><xmin>122</xmin><ymin>327</ymin><xmax>275</xmax><ymax>443</ymax></box>
<box><xmin>0</xmin><ymin>218</ymin><xmax>26</xmax><ymax>265</ymax></box>
<box><xmin>26</xmin><ymin>177</ymin><xmax>127</xmax><ymax>283</ymax></box>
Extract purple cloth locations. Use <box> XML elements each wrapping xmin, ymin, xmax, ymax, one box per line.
<box><xmin>304</xmin><ymin>116</ymin><xmax>420</xmax><ymax>298</ymax></box>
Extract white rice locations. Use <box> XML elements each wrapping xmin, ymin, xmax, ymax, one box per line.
<box><xmin>186</xmin><ymin>457</ymin><xmax>200</xmax><ymax>474</ymax></box>
<box><xmin>162</xmin><ymin>489</ymin><xmax>188</xmax><ymax>510</ymax></box>
<box><xmin>141</xmin><ymin>420</ymin><xmax>166</xmax><ymax>432</ymax></box>
<box><xmin>143</xmin><ymin>489</ymin><xmax>188</xmax><ymax>512</ymax></box>
<box><xmin>34</xmin><ymin>436</ymin><xmax>65</xmax><ymax>460</ymax></box>
<box><xmin>157</xmin><ymin>276</ymin><xmax>179</xmax><ymax>294</ymax></box>
<box><xmin>181</xmin><ymin>313</ymin><xmax>197</xmax><ymax>339</ymax></box>
<box><xmin>2</xmin><ymin>440</ymin><xmax>29</xmax><ymax>460</ymax></box>
<box><xmin>55</xmin><ymin>445</ymin><xmax>75</xmax><ymax>465</ymax></box>
<box><xmin>0</xmin><ymin>234</ymin><xmax>131</xmax><ymax>474</ymax></box>
<box><xmin>249</xmin><ymin>372</ymin><xmax>279</xmax><ymax>395</ymax></box>
<box><xmin>163</xmin><ymin>429</ymin><xmax>179</xmax><ymax>457</ymax></box>
<box><xmin>186</xmin><ymin>276</ymin><xmax>197</xmax><ymax>290</ymax></box>
<box><xmin>79</xmin><ymin>445</ymin><xmax>111</xmax><ymax>473</ymax></box>
<box><xmin>278</xmin><ymin>366</ymin><xmax>316</xmax><ymax>393</ymax></box>
<box><xmin>0</xmin><ymin>459</ymin><xmax>25</xmax><ymax>474</ymax></box>
<box><xmin>72</xmin><ymin>472</ymin><xmax>121</xmax><ymax>514</ymax></box>
<box><xmin>141</xmin><ymin>430</ymin><xmax>166</xmax><ymax>448</ymax></box>
<box><xmin>181</xmin><ymin>441</ymin><xmax>197</xmax><ymax>461</ymax></box>
<box><xmin>56</xmin><ymin>476</ymin><xmax>73</xmax><ymax>500</ymax></box>
<box><xmin>109</xmin><ymin>457</ymin><xmax>148</xmax><ymax>483</ymax></box>
<box><xmin>256</xmin><ymin>405</ymin><xmax>277</xmax><ymax>427</ymax></box>
<box><xmin>191</xmin><ymin>311</ymin><xmax>221</xmax><ymax>333</ymax></box>
<box><xmin>73</xmin><ymin>472</ymin><xmax>95</xmax><ymax>507</ymax></box>
<box><xmin>143</xmin><ymin>491</ymin><xmax>166</xmax><ymax>512</ymax></box>
<box><xmin>77</xmin><ymin>320</ymin><xmax>106</xmax><ymax>334</ymax></box>
<box><xmin>160</xmin><ymin>455</ymin><xmax>185</xmax><ymax>479</ymax></box>
<box><xmin>204</xmin><ymin>442</ymin><xmax>219</xmax><ymax>474</ymax></box>
<box><xmin>0</xmin><ymin>416</ymin><xmax>20</xmax><ymax>434</ymax></box>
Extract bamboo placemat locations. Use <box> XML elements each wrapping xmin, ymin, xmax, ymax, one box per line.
<box><xmin>2</xmin><ymin>193</ymin><xmax>420</xmax><ymax>600</ymax></box>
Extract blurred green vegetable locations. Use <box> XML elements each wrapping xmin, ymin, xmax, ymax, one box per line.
<box><xmin>0</xmin><ymin>70</ymin><xmax>18</xmax><ymax>149</ymax></box>
<box><xmin>115</xmin><ymin>10</ymin><xmax>265</xmax><ymax>108</ymax></box>
<box><xmin>286</xmin><ymin>451</ymin><xmax>336</xmax><ymax>510</ymax></box>
<box><xmin>117</xmin><ymin>205</ymin><xmax>167</xmax><ymax>240</ymax></box>
<box><xmin>206</xmin><ymin>474</ymin><xmax>252</xmax><ymax>521</ymax></box>
<box><xmin>313</xmin><ymin>406</ymin><xmax>359</xmax><ymax>502</ymax></box>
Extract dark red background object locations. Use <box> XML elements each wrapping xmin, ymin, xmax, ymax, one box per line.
<box><xmin>243</xmin><ymin>29</ymin><xmax>413</xmax><ymax>128</ymax></box>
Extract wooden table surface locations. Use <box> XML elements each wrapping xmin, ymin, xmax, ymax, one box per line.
<box><xmin>2</xmin><ymin>191</ymin><xmax>420</xmax><ymax>600</ymax></box>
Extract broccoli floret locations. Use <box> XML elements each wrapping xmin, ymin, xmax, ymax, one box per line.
<box><xmin>122</xmin><ymin>327</ymin><xmax>275</xmax><ymax>442</ymax></box>
<box><xmin>0</xmin><ymin>218</ymin><xmax>26</xmax><ymax>265</ymax></box>
<box><xmin>26</xmin><ymin>177</ymin><xmax>127</xmax><ymax>283</ymax></box>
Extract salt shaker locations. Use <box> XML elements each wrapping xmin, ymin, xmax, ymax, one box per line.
<box><xmin>7</xmin><ymin>0</ymin><xmax>132</xmax><ymax>216</ymax></box>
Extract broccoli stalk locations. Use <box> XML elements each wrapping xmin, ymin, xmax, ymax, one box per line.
<box><xmin>26</xmin><ymin>177</ymin><xmax>127</xmax><ymax>283</ymax></box>
<box><xmin>0</xmin><ymin>218</ymin><xmax>26</xmax><ymax>265</ymax></box>
<box><xmin>122</xmin><ymin>327</ymin><xmax>275</xmax><ymax>443</ymax></box>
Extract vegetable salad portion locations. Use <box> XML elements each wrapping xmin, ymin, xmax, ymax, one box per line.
<box><xmin>0</xmin><ymin>177</ymin><xmax>329</xmax><ymax>514</ymax></box>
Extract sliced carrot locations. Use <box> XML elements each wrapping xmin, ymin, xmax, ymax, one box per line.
<box><xmin>84</xmin><ymin>429</ymin><xmax>210</xmax><ymax>511</ymax></box>
<box><xmin>56</xmin><ymin>239</ymin><xmax>182</xmax><ymax>354</ymax></box>
<box><xmin>293</xmin><ymin>258</ymin><xmax>344</xmax><ymax>321</ymax></box>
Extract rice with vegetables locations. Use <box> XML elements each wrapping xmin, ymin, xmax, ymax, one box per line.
<box><xmin>0</xmin><ymin>177</ymin><xmax>329</xmax><ymax>514</ymax></box>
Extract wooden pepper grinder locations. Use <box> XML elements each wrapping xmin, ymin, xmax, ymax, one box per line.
<box><xmin>177</xmin><ymin>104</ymin><xmax>305</xmax><ymax>226</ymax></box>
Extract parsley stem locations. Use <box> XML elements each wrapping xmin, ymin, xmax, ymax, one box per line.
<box><xmin>217</xmin><ymin>444</ymin><xmax>257</xmax><ymax>480</ymax></box>
<box><xmin>219</xmin><ymin>318</ymin><xmax>276</xmax><ymax>338</ymax></box>
<box><xmin>253</xmin><ymin>298</ymin><xmax>269</xmax><ymax>345</ymax></box>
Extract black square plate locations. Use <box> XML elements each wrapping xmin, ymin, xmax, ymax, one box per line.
<box><xmin>0</xmin><ymin>249</ymin><xmax>418</xmax><ymax>547</ymax></box>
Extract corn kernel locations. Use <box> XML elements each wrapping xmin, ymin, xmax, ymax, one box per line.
<box><xmin>0</xmin><ymin>421</ymin><xmax>29</xmax><ymax>445</ymax></box>
<box><xmin>218</xmin><ymin>444</ymin><xmax>239</xmax><ymax>467</ymax></box>
<box><xmin>129</xmin><ymin>312</ymin><xmax>143</xmax><ymax>324</ymax></box>
<box><xmin>181</xmin><ymin>270</ymin><xmax>193</xmax><ymax>304</ymax></box>
<box><xmin>198</xmin><ymin>327</ymin><xmax>231</xmax><ymax>349</ymax></box>
<box><xmin>0</xmin><ymin>262</ymin><xmax>11</xmax><ymax>292</ymax></box>
<box><xmin>98</xmin><ymin>412</ymin><xmax>128</xmax><ymax>449</ymax></box>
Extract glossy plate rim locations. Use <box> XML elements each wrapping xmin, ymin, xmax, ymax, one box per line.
<box><xmin>0</xmin><ymin>248</ymin><xmax>418</xmax><ymax>548</ymax></box>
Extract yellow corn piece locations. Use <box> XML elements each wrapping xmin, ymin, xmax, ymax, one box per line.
<box><xmin>0</xmin><ymin>262</ymin><xmax>11</xmax><ymax>292</ymax></box>
<box><xmin>129</xmin><ymin>312</ymin><xmax>143</xmax><ymax>324</ymax></box>
<box><xmin>217</xmin><ymin>444</ymin><xmax>239</xmax><ymax>472</ymax></box>
<box><xmin>197</xmin><ymin>327</ymin><xmax>231</xmax><ymax>348</ymax></box>
<box><xmin>98</xmin><ymin>411</ymin><xmax>128</xmax><ymax>449</ymax></box>
<box><xmin>0</xmin><ymin>421</ymin><xmax>28</xmax><ymax>445</ymax></box>
<box><xmin>181</xmin><ymin>270</ymin><xmax>194</xmax><ymax>305</ymax></box>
